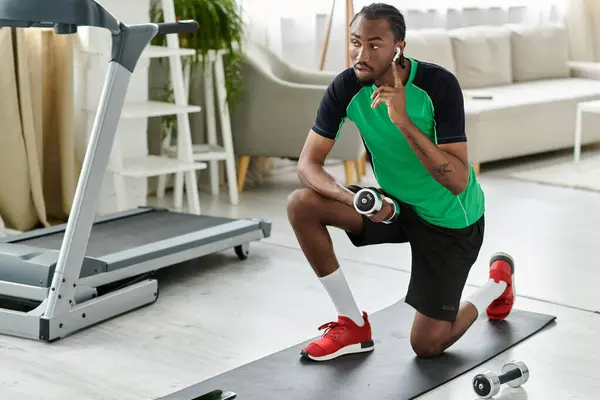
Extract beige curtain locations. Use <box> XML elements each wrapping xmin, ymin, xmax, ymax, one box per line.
<box><xmin>0</xmin><ymin>28</ymin><xmax>78</xmax><ymax>232</ymax></box>
<box><xmin>565</xmin><ymin>0</ymin><xmax>600</xmax><ymax>62</ymax></box>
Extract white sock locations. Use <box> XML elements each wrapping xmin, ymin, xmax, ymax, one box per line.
<box><xmin>465</xmin><ymin>279</ymin><xmax>508</xmax><ymax>314</ymax></box>
<box><xmin>319</xmin><ymin>268</ymin><xmax>365</xmax><ymax>326</ymax></box>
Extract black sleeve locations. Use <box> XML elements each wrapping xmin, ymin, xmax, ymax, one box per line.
<box><xmin>431</xmin><ymin>70</ymin><xmax>467</xmax><ymax>144</ymax></box>
<box><xmin>312</xmin><ymin>68</ymin><xmax>360</xmax><ymax>140</ymax></box>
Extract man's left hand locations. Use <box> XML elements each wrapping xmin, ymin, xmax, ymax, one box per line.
<box><xmin>370</xmin><ymin>61</ymin><xmax>410</xmax><ymax>127</ymax></box>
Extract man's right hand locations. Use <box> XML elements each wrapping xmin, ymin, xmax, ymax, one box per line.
<box><xmin>367</xmin><ymin>198</ymin><xmax>395</xmax><ymax>223</ymax></box>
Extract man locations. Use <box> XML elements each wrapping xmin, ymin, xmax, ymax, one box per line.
<box><xmin>286</xmin><ymin>2</ymin><xmax>516</xmax><ymax>361</ymax></box>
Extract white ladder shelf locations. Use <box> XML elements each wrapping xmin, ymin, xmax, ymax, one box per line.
<box><xmin>83</xmin><ymin>37</ymin><xmax>208</xmax><ymax>212</ymax></box>
<box><xmin>138</xmin><ymin>0</ymin><xmax>208</xmax><ymax>213</ymax></box>
<box><xmin>156</xmin><ymin>45</ymin><xmax>240</xmax><ymax>205</ymax></box>
<box><xmin>82</xmin><ymin>0</ymin><xmax>240</xmax><ymax>214</ymax></box>
<box><xmin>84</xmin><ymin>40</ymin><xmax>206</xmax><ymax>215</ymax></box>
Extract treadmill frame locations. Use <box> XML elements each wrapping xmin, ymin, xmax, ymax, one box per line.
<box><xmin>0</xmin><ymin>10</ymin><xmax>271</xmax><ymax>342</ymax></box>
<box><xmin>0</xmin><ymin>26</ymin><xmax>153</xmax><ymax>341</ymax></box>
<box><xmin>0</xmin><ymin>215</ymin><xmax>269</xmax><ymax>342</ymax></box>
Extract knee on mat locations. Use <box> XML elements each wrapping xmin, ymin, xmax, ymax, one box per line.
<box><xmin>287</xmin><ymin>188</ymin><xmax>322</xmax><ymax>223</ymax></box>
<box><xmin>410</xmin><ymin>337</ymin><xmax>444</xmax><ymax>359</ymax></box>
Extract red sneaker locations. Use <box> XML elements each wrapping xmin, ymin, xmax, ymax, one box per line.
<box><xmin>300</xmin><ymin>312</ymin><xmax>374</xmax><ymax>361</ymax></box>
<box><xmin>486</xmin><ymin>252</ymin><xmax>516</xmax><ymax>320</ymax></box>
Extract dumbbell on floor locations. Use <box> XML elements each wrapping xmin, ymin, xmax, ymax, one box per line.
<box><xmin>472</xmin><ymin>360</ymin><xmax>529</xmax><ymax>399</ymax></box>
<box><xmin>353</xmin><ymin>187</ymin><xmax>399</xmax><ymax>224</ymax></box>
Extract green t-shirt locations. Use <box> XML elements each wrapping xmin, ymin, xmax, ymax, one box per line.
<box><xmin>312</xmin><ymin>57</ymin><xmax>485</xmax><ymax>229</ymax></box>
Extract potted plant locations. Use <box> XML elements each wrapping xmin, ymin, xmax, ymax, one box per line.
<box><xmin>149</xmin><ymin>0</ymin><xmax>246</xmax><ymax>134</ymax></box>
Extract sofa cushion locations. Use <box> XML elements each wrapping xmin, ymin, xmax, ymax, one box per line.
<box><xmin>508</xmin><ymin>23</ymin><xmax>570</xmax><ymax>82</ymax></box>
<box><xmin>448</xmin><ymin>25</ymin><xmax>512</xmax><ymax>89</ymax></box>
<box><xmin>464</xmin><ymin>78</ymin><xmax>600</xmax><ymax>163</ymax></box>
<box><xmin>464</xmin><ymin>78</ymin><xmax>600</xmax><ymax>115</ymax></box>
<box><xmin>404</xmin><ymin>29</ymin><xmax>456</xmax><ymax>75</ymax></box>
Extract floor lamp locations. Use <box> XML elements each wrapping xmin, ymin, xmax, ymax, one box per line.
<box><xmin>319</xmin><ymin>0</ymin><xmax>355</xmax><ymax>69</ymax></box>
<box><xmin>318</xmin><ymin>0</ymin><xmax>367</xmax><ymax>183</ymax></box>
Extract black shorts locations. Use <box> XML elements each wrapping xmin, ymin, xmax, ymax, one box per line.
<box><xmin>345</xmin><ymin>185</ymin><xmax>485</xmax><ymax>322</ymax></box>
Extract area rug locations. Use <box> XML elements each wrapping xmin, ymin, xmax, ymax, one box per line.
<box><xmin>508</xmin><ymin>153</ymin><xmax>600</xmax><ymax>192</ymax></box>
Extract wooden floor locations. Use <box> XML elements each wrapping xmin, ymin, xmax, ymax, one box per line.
<box><xmin>1</xmin><ymin>154</ymin><xmax>600</xmax><ymax>400</ymax></box>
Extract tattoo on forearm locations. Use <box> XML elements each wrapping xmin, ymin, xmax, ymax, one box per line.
<box><xmin>406</xmin><ymin>135</ymin><xmax>427</xmax><ymax>157</ymax></box>
<box><xmin>403</xmin><ymin>130</ymin><xmax>463</xmax><ymax>181</ymax></box>
<box><xmin>434</xmin><ymin>162</ymin><xmax>454</xmax><ymax>178</ymax></box>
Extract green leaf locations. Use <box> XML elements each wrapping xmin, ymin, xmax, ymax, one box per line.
<box><xmin>149</xmin><ymin>0</ymin><xmax>248</xmax><ymax>133</ymax></box>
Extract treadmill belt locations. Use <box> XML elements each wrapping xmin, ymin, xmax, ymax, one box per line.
<box><xmin>11</xmin><ymin>210</ymin><xmax>235</xmax><ymax>258</ymax></box>
<box><xmin>158</xmin><ymin>299</ymin><xmax>556</xmax><ymax>400</ymax></box>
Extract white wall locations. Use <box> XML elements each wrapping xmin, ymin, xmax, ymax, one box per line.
<box><xmin>74</xmin><ymin>0</ymin><xmax>152</xmax><ymax>215</ymax></box>
<box><xmin>244</xmin><ymin>3</ymin><xmax>566</xmax><ymax>72</ymax></box>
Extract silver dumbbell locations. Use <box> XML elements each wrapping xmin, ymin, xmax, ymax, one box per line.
<box><xmin>472</xmin><ymin>360</ymin><xmax>529</xmax><ymax>398</ymax></box>
<box><xmin>352</xmin><ymin>187</ymin><xmax>399</xmax><ymax>224</ymax></box>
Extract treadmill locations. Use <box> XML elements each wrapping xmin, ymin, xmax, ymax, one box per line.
<box><xmin>0</xmin><ymin>0</ymin><xmax>271</xmax><ymax>343</ymax></box>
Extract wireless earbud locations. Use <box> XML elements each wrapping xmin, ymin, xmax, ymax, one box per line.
<box><xmin>393</xmin><ymin>47</ymin><xmax>402</xmax><ymax>63</ymax></box>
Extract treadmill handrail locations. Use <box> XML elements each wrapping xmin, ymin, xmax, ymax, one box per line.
<box><xmin>0</xmin><ymin>0</ymin><xmax>198</xmax><ymax>37</ymax></box>
<box><xmin>0</xmin><ymin>0</ymin><xmax>120</xmax><ymax>33</ymax></box>
<box><xmin>41</xmin><ymin>17</ymin><xmax>200</xmax><ymax>320</ymax></box>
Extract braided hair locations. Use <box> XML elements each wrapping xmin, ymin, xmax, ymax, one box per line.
<box><xmin>351</xmin><ymin>3</ymin><xmax>407</xmax><ymax>68</ymax></box>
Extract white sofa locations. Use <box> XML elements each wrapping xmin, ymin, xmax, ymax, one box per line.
<box><xmin>404</xmin><ymin>23</ymin><xmax>600</xmax><ymax>167</ymax></box>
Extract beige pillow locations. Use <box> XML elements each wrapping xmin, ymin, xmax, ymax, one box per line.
<box><xmin>449</xmin><ymin>25</ymin><xmax>513</xmax><ymax>89</ymax></box>
<box><xmin>508</xmin><ymin>23</ymin><xmax>570</xmax><ymax>82</ymax></box>
<box><xmin>404</xmin><ymin>29</ymin><xmax>456</xmax><ymax>75</ymax></box>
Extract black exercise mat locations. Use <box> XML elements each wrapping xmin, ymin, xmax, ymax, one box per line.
<box><xmin>158</xmin><ymin>300</ymin><xmax>556</xmax><ymax>400</ymax></box>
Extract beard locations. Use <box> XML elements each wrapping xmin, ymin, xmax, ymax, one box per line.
<box><xmin>354</xmin><ymin>68</ymin><xmax>386</xmax><ymax>86</ymax></box>
<box><xmin>353</xmin><ymin>54</ymin><xmax>397</xmax><ymax>86</ymax></box>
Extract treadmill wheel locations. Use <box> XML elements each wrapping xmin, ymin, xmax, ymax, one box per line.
<box><xmin>234</xmin><ymin>244</ymin><xmax>249</xmax><ymax>260</ymax></box>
